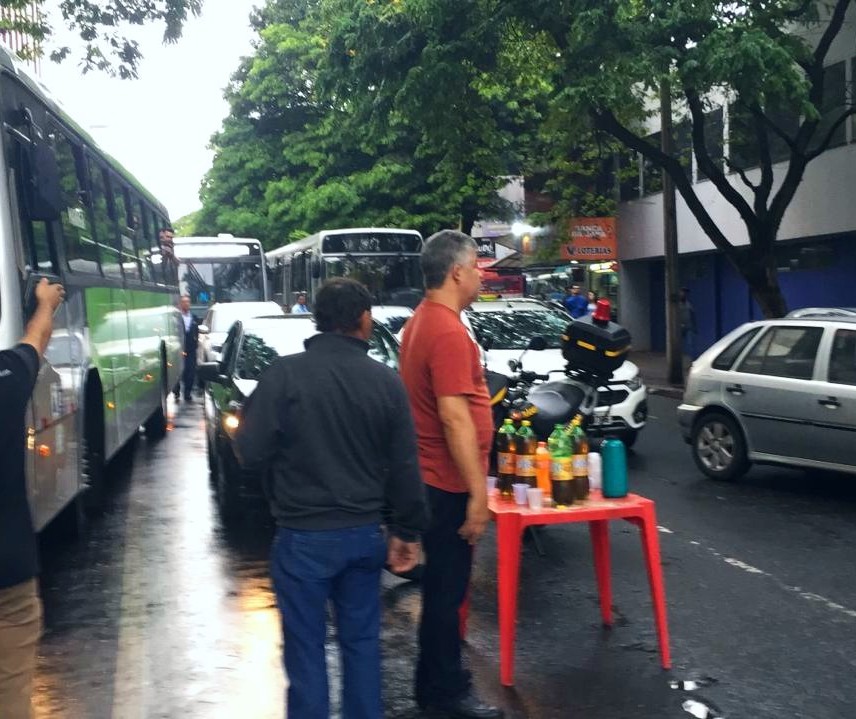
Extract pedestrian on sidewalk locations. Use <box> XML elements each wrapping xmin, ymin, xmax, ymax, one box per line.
<box><xmin>0</xmin><ymin>278</ymin><xmax>65</xmax><ymax>719</ymax></box>
<box><xmin>400</xmin><ymin>230</ymin><xmax>503</xmax><ymax>719</ymax></box>
<box><xmin>235</xmin><ymin>277</ymin><xmax>429</xmax><ymax>719</ymax></box>
<box><xmin>564</xmin><ymin>284</ymin><xmax>588</xmax><ymax>319</ymax></box>
<box><xmin>679</xmin><ymin>287</ymin><xmax>697</xmax><ymax>358</ymax></box>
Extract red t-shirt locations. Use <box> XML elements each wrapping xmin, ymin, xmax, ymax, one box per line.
<box><xmin>399</xmin><ymin>300</ymin><xmax>493</xmax><ymax>493</ymax></box>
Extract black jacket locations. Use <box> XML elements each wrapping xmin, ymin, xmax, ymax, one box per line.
<box><xmin>179</xmin><ymin>312</ymin><xmax>200</xmax><ymax>354</ymax></box>
<box><xmin>235</xmin><ymin>333</ymin><xmax>429</xmax><ymax>540</ymax></box>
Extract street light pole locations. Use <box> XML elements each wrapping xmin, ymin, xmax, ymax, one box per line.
<box><xmin>660</xmin><ymin>76</ymin><xmax>683</xmax><ymax>386</ymax></box>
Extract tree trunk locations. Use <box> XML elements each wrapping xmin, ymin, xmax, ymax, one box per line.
<box><xmin>733</xmin><ymin>247</ymin><xmax>789</xmax><ymax>319</ymax></box>
<box><xmin>459</xmin><ymin>200</ymin><xmax>478</xmax><ymax>237</ymax></box>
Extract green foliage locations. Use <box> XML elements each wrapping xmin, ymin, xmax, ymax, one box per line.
<box><xmin>1</xmin><ymin>0</ymin><xmax>202</xmax><ymax>78</ymax></box>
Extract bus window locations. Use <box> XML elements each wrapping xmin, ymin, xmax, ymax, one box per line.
<box><xmin>87</xmin><ymin>160</ymin><xmax>122</xmax><ymax>278</ymax></box>
<box><xmin>111</xmin><ymin>177</ymin><xmax>140</xmax><ymax>282</ymax></box>
<box><xmin>49</xmin><ymin>129</ymin><xmax>100</xmax><ymax>274</ymax></box>
<box><xmin>134</xmin><ymin>199</ymin><xmax>155</xmax><ymax>282</ymax></box>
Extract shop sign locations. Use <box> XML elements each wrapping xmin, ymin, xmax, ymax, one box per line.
<box><xmin>560</xmin><ymin>217</ymin><xmax>617</xmax><ymax>261</ymax></box>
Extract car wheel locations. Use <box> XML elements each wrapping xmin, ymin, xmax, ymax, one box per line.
<box><xmin>216</xmin><ymin>447</ymin><xmax>241</xmax><ymax>523</ymax></box>
<box><xmin>620</xmin><ymin>429</ymin><xmax>638</xmax><ymax>449</ymax></box>
<box><xmin>691</xmin><ymin>411</ymin><xmax>749</xmax><ymax>481</ymax></box>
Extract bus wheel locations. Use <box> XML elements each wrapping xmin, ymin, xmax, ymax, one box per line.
<box><xmin>144</xmin><ymin>360</ymin><xmax>169</xmax><ymax>440</ymax></box>
<box><xmin>82</xmin><ymin>435</ymin><xmax>105</xmax><ymax>514</ymax></box>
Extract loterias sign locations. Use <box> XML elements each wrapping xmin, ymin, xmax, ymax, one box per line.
<box><xmin>560</xmin><ymin>217</ymin><xmax>617</xmax><ymax>261</ymax></box>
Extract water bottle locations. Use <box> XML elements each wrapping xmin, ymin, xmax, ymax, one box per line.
<box><xmin>588</xmin><ymin>451</ymin><xmax>602</xmax><ymax>492</ymax></box>
<box><xmin>601</xmin><ymin>438</ymin><xmax>628</xmax><ymax>498</ymax></box>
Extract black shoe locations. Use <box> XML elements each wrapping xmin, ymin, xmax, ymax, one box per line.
<box><xmin>419</xmin><ymin>692</ymin><xmax>503</xmax><ymax>719</ymax></box>
<box><xmin>173</xmin><ymin>393</ymin><xmax>180</xmax><ymax>401</ymax></box>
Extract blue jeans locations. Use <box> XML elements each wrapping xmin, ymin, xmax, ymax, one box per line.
<box><xmin>271</xmin><ymin>524</ymin><xmax>387</xmax><ymax>719</ymax></box>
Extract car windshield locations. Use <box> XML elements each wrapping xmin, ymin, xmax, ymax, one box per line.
<box><xmin>237</xmin><ymin>320</ymin><xmax>317</xmax><ymax>379</ymax></box>
<box><xmin>179</xmin><ymin>260</ymin><xmax>265</xmax><ymax>306</ymax></box>
<box><xmin>466</xmin><ymin>309</ymin><xmax>570</xmax><ymax>350</ymax></box>
<box><xmin>377</xmin><ymin>313</ymin><xmax>411</xmax><ymax>335</ymax></box>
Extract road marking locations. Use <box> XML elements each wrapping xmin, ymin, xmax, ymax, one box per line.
<box><xmin>659</xmin><ymin>527</ymin><xmax>856</xmax><ymax>621</ymax></box>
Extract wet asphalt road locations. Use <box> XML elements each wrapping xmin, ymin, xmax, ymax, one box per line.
<box><xmin>33</xmin><ymin>394</ymin><xmax>856</xmax><ymax>718</ymax></box>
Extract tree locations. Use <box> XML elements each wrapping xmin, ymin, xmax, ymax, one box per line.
<box><xmin>0</xmin><ymin>0</ymin><xmax>202</xmax><ymax>78</ymax></box>
<box><xmin>498</xmin><ymin>0</ymin><xmax>856</xmax><ymax>317</ymax></box>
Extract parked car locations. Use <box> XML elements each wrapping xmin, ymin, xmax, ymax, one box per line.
<box><xmin>786</xmin><ymin>307</ymin><xmax>856</xmax><ymax>319</ymax></box>
<box><xmin>678</xmin><ymin>315</ymin><xmax>856</xmax><ymax>480</ymax></box>
<box><xmin>463</xmin><ymin>298</ymin><xmax>647</xmax><ymax>446</ymax></box>
<box><xmin>199</xmin><ymin>315</ymin><xmax>401</xmax><ymax>519</ymax></box>
<box><xmin>198</xmin><ymin>301</ymin><xmax>284</xmax><ymax>363</ymax></box>
<box><xmin>371</xmin><ymin>305</ymin><xmax>414</xmax><ymax>342</ymax></box>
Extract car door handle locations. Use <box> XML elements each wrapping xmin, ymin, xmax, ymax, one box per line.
<box><xmin>725</xmin><ymin>384</ymin><xmax>744</xmax><ymax>396</ymax></box>
<box><xmin>818</xmin><ymin>396</ymin><xmax>840</xmax><ymax>409</ymax></box>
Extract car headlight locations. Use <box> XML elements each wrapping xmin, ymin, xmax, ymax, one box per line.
<box><xmin>625</xmin><ymin>375</ymin><xmax>643</xmax><ymax>391</ymax></box>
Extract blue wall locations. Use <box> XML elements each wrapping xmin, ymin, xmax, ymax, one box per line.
<box><xmin>646</xmin><ymin>237</ymin><xmax>856</xmax><ymax>355</ymax></box>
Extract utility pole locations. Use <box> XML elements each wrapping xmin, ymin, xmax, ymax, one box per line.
<box><xmin>660</xmin><ymin>77</ymin><xmax>683</xmax><ymax>386</ymax></box>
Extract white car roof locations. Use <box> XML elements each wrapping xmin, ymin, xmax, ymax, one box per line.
<box><xmin>467</xmin><ymin>298</ymin><xmax>557</xmax><ymax>313</ymax></box>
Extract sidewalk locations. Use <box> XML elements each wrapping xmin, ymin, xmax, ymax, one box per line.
<box><xmin>631</xmin><ymin>351</ymin><xmax>690</xmax><ymax>399</ymax></box>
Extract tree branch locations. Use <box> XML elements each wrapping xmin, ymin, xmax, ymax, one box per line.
<box><xmin>805</xmin><ymin>107</ymin><xmax>856</xmax><ymax>161</ymax></box>
<box><xmin>684</xmin><ymin>90</ymin><xmax>760</xmax><ymax>232</ymax></box>
<box><xmin>593</xmin><ymin>108</ymin><xmax>736</xmax><ymax>256</ymax></box>
<box><xmin>750</xmin><ymin>105</ymin><xmax>774</xmax><ymax>216</ymax></box>
<box><xmin>813</xmin><ymin>0</ymin><xmax>851</xmax><ymax>67</ymax></box>
<box><xmin>723</xmin><ymin>157</ymin><xmax>758</xmax><ymax>192</ymax></box>
<box><xmin>748</xmin><ymin>104</ymin><xmax>797</xmax><ymax>153</ymax></box>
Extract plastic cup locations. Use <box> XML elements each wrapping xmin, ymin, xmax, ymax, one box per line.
<box><xmin>486</xmin><ymin>476</ymin><xmax>497</xmax><ymax>494</ymax></box>
<box><xmin>512</xmin><ymin>483</ymin><xmax>529</xmax><ymax>506</ymax></box>
<box><xmin>526</xmin><ymin>487</ymin><xmax>544</xmax><ymax>510</ymax></box>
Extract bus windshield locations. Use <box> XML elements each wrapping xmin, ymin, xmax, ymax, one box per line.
<box><xmin>179</xmin><ymin>260</ymin><xmax>265</xmax><ymax>306</ymax></box>
<box><xmin>323</xmin><ymin>255</ymin><xmax>423</xmax><ymax>306</ymax></box>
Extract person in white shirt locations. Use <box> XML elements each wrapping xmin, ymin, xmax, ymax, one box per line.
<box><xmin>291</xmin><ymin>293</ymin><xmax>311</xmax><ymax>314</ymax></box>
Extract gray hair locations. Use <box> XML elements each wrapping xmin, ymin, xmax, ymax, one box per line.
<box><xmin>421</xmin><ymin>230</ymin><xmax>478</xmax><ymax>290</ymax></box>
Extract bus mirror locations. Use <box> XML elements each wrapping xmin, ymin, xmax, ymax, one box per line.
<box><xmin>311</xmin><ymin>259</ymin><xmax>321</xmax><ymax>279</ymax></box>
<box><xmin>24</xmin><ymin>142</ymin><xmax>62</xmax><ymax>222</ymax></box>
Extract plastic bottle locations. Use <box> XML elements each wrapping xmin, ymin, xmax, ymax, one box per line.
<box><xmin>587</xmin><ymin>451</ymin><xmax>603</xmax><ymax>492</ymax></box>
<box><xmin>535</xmin><ymin>441</ymin><xmax>551</xmax><ymax>499</ymax></box>
<box><xmin>569</xmin><ymin>415</ymin><xmax>590</xmax><ymax>500</ymax></box>
<box><xmin>601</xmin><ymin>437</ymin><xmax>628</xmax><ymax>498</ymax></box>
<box><xmin>496</xmin><ymin>419</ymin><xmax>517</xmax><ymax>497</ymax></box>
<box><xmin>515</xmin><ymin>420</ymin><xmax>538</xmax><ymax>488</ymax></box>
<box><xmin>548</xmin><ymin>425</ymin><xmax>574</xmax><ymax>508</ymax></box>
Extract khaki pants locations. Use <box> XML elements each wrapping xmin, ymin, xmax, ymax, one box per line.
<box><xmin>0</xmin><ymin>579</ymin><xmax>41</xmax><ymax>719</ymax></box>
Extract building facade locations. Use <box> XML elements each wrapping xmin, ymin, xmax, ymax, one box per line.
<box><xmin>616</xmin><ymin>8</ymin><xmax>856</xmax><ymax>353</ymax></box>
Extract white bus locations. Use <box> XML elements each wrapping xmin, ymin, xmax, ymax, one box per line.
<box><xmin>173</xmin><ymin>235</ymin><xmax>269</xmax><ymax>316</ymax></box>
<box><xmin>266</xmin><ymin>227</ymin><xmax>424</xmax><ymax>309</ymax></box>
<box><xmin>0</xmin><ymin>43</ymin><xmax>182</xmax><ymax>531</ymax></box>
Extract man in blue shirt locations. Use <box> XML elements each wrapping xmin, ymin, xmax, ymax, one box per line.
<box><xmin>564</xmin><ymin>284</ymin><xmax>588</xmax><ymax>318</ymax></box>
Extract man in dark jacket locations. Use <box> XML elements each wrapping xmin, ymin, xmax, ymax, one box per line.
<box><xmin>175</xmin><ymin>294</ymin><xmax>200</xmax><ymax>401</ymax></box>
<box><xmin>236</xmin><ymin>277</ymin><xmax>429</xmax><ymax>719</ymax></box>
<box><xmin>0</xmin><ymin>277</ymin><xmax>65</xmax><ymax>718</ymax></box>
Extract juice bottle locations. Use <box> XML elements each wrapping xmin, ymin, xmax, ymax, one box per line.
<box><xmin>535</xmin><ymin>441</ymin><xmax>551</xmax><ymax>499</ymax></box>
<box><xmin>569</xmin><ymin>415</ymin><xmax>590</xmax><ymax>500</ymax></box>
<box><xmin>549</xmin><ymin>427</ymin><xmax>574</xmax><ymax>508</ymax></box>
<box><xmin>515</xmin><ymin>420</ymin><xmax>538</xmax><ymax>488</ymax></box>
<box><xmin>496</xmin><ymin>418</ymin><xmax>517</xmax><ymax>497</ymax></box>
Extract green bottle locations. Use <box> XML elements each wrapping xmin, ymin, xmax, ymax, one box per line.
<box><xmin>496</xmin><ymin>418</ymin><xmax>517</xmax><ymax>496</ymax></box>
<box><xmin>568</xmin><ymin>415</ymin><xmax>590</xmax><ymax>500</ymax></box>
<box><xmin>549</xmin><ymin>424</ymin><xmax>574</xmax><ymax>508</ymax></box>
<box><xmin>515</xmin><ymin>420</ymin><xmax>537</xmax><ymax>488</ymax></box>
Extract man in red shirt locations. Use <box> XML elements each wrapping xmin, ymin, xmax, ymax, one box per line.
<box><xmin>400</xmin><ymin>230</ymin><xmax>502</xmax><ymax>719</ymax></box>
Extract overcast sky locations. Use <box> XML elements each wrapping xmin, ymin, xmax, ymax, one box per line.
<box><xmin>40</xmin><ymin>1</ymin><xmax>260</xmax><ymax>221</ymax></box>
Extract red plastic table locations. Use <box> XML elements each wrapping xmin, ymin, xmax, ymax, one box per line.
<box><xmin>465</xmin><ymin>491</ymin><xmax>671</xmax><ymax>686</ymax></box>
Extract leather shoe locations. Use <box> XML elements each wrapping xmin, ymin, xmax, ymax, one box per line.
<box><xmin>420</xmin><ymin>691</ymin><xmax>503</xmax><ymax>719</ymax></box>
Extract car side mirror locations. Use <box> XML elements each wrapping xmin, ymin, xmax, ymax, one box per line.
<box><xmin>197</xmin><ymin>361</ymin><xmax>224</xmax><ymax>384</ymax></box>
<box><xmin>527</xmin><ymin>335</ymin><xmax>547</xmax><ymax>351</ymax></box>
<box><xmin>198</xmin><ymin>324</ymin><xmax>209</xmax><ymax>335</ymax></box>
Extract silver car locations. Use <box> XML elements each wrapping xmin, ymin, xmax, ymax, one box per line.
<box><xmin>678</xmin><ymin>316</ymin><xmax>856</xmax><ymax>480</ymax></box>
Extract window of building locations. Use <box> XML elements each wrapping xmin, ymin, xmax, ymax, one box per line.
<box><xmin>737</xmin><ymin>326</ymin><xmax>822</xmax><ymax>380</ymax></box>
<box><xmin>641</xmin><ymin>132</ymin><xmax>663</xmax><ymax>196</ymax></box>
<box><xmin>49</xmin><ymin>129</ymin><xmax>100</xmax><ymax>274</ymax></box>
<box><xmin>617</xmin><ymin>148</ymin><xmax>640</xmax><ymax>201</ymax></box>
<box><xmin>696</xmin><ymin>107</ymin><xmax>725</xmax><ymax>181</ymax></box>
<box><xmin>828</xmin><ymin>329</ymin><xmax>856</xmax><ymax>385</ymax></box>
<box><xmin>809</xmin><ymin>60</ymin><xmax>847</xmax><ymax>153</ymax></box>
<box><xmin>674</xmin><ymin>117</ymin><xmax>693</xmax><ymax>180</ymax></box>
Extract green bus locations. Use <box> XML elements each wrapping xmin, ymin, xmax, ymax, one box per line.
<box><xmin>0</xmin><ymin>46</ymin><xmax>181</xmax><ymax>531</ymax></box>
